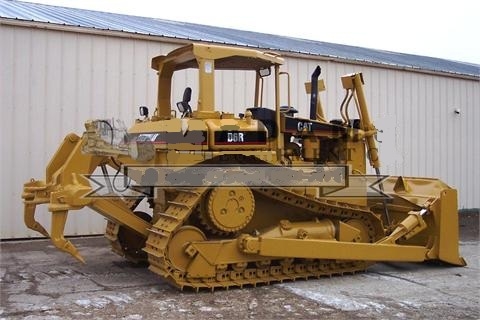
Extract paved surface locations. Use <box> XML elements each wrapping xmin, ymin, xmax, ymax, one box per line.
<box><xmin>1</xmin><ymin>213</ymin><xmax>478</xmax><ymax>320</ymax></box>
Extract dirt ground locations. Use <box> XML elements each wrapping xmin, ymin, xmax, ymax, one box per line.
<box><xmin>1</xmin><ymin>211</ymin><xmax>478</xmax><ymax>320</ymax></box>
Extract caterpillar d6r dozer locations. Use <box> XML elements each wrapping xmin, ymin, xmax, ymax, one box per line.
<box><xmin>22</xmin><ymin>43</ymin><xmax>466</xmax><ymax>291</ymax></box>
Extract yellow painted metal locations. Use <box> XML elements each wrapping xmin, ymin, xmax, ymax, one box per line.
<box><xmin>21</xmin><ymin>43</ymin><xmax>466</xmax><ymax>291</ymax></box>
<box><xmin>89</xmin><ymin>199</ymin><xmax>151</xmax><ymax>237</ymax></box>
<box><xmin>167</xmin><ymin>226</ymin><xmax>206</xmax><ymax>272</ymax></box>
<box><xmin>205</xmin><ymin>187</ymin><xmax>255</xmax><ymax>233</ymax></box>
<box><xmin>337</xmin><ymin>220</ymin><xmax>363</xmax><ymax>242</ymax></box>
<box><xmin>258</xmin><ymin>219</ymin><xmax>336</xmax><ymax>240</ymax></box>
<box><xmin>50</xmin><ymin>210</ymin><xmax>86</xmax><ymax>263</ymax></box>
<box><xmin>341</xmin><ymin>73</ymin><xmax>380</xmax><ymax>169</ymax></box>
<box><xmin>22</xmin><ymin>134</ymin><xmax>151</xmax><ymax>262</ymax></box>
<box><xmin>240</xmin><ymin>236</ymin><xmax>429</xmax><ymax>262</ymax></box>
<box><xmin>197</xmin><ymin>58</ymin><xmax>215</xmax><ymax>112</ymax></box>
<box><xmin>24</xmin><ymin>203</ymin><xmax>49</xmax><ymax>237</ymax></box>
<box><xmin>437</xmin><ymin>189</ymin><xmax>466</xmax><ymax>265</ymax></box>
<box><xmin>274</xmin><ymin>64</ymin><xmax>284</xmax><ymax>163</ymax></box>
<box><xmin>151</xmin><ymin>43</ymin><xmax>283</xmax><ymax>120</ymax></box>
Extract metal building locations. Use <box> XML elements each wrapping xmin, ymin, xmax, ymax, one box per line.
<box><xmin>1</xmin><ymin>0</ymin><xmax>479</xmax><ymax>239</ymax></box>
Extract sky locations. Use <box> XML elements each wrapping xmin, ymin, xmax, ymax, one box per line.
<box><xmin>23</xmin><ymin>0</ymin><xmax>480</xmax><ymax>64</ymax></box>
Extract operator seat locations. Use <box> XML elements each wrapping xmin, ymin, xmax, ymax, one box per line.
<box><xmin>176</xmin><ymin>87</ymin><xmax>193</xmax><ymax>118</ymax></box>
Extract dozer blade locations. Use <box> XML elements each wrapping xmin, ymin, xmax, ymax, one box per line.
<box><xmin>431</xmin><ymin>187</ymin><xmax>466</xmax><ymax>266</ymax></box>
<box><xmin>383</xmin><ymin>176</ymin><xmax>466</xmax><ymax>266</ymax></box>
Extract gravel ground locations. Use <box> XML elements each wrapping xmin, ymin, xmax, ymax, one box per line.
<box><xmin>1</xmin><ymin>212</ymin><xmax>478</xmax><ymax>320</ymax></box>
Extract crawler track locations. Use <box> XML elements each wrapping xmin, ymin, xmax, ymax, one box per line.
<box><xmin>143</xmin><ymin>182</ymin><xmax>384</xmax><ymax>290</ymax></box>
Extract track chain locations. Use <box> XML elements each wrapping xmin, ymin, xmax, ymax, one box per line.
<box><xmin>143</xmin><ymin>188</ymin><xmax>208</xmax><ymax>279</ymax></box>
<box><xmin>104</xmin><ymin>197</ymin><xmax>145</xmax><ymax>262</ymax></box>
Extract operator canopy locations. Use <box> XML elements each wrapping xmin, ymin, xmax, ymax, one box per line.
<box><xmin>151</xmin><ymin>43</ymin><xmax>284</xmax><ymax>71</ymax></box>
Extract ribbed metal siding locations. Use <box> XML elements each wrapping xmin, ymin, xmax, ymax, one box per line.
<box><xmin>0</xmin><ymin>25</ymin><xmax>177</xmax><ymax>238</ymax></box>
<box><xmin>1</xmin><ymin>24</ymin><xmax>478</xmax><ymax>238</ymax></box>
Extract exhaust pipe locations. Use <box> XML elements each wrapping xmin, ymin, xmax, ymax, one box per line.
<box><xmin>310</xmin><ymin>66</ymin><xmax>321</xmax><ymax>120</ymax></box>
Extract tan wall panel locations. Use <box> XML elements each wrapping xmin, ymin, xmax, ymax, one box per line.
<box><xmin>0</xmin><ymin>26</ymin><xmax>173</xmax><ymax>238</ymax></box>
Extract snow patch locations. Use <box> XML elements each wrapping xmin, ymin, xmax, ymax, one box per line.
<box><xmin>23</xmin><ymin>316</ymin><xmax>62</xmax><ymax>320</ymax></box>
<box><xmin>7</xmin><ymin>293</ymin><xmax>53</xmax><ymax>312</ymax></box>
<box><xmin>399</xmin><ymin>300</ymin><xmax>421</xmax><ymax>308</ymax></box>
<box><xmin>153</xmin><ymin>299</ymin><xmax>177</xmax><ymax>311</ymax></box>
<box><xmin>74</xmin><ymin>293</ymin><xmax>133</xmax><ymax>309</ymax></box>
<box><xmin>72</xmin><ymin>311</ymin><xmax>91</xmax><ymax>316</ymax></box>
<box><xmin>281</xmin><ymin>285</ymin><xmax>386</xmax><ymax>312</ymax></box>
<box><xmin>75</xmin><ymin>299</ymin><xmax>97</xmax><ymax>308</ymax></box>
<box><xmin>199</xmin><ymin>306</ymin><xmax>213</xmax><ymax>312</ymax></box>
<box><xmin>248</xmin><ymin>298</ymin><xmax>258</xmax><ymax>310</ymax></box>
<box><xmin>148</xmin><ymin>287</ymin><xmax>161</xmax><ymax>293</ymax></box>
<box><xmin>123</xmin><ymin>315</ymin><xmax>143</xmax><ymax>320</ymax></box>
<box><xmin>104</xmin><ymin>293</ymin><xmax>133</xmax><ymax>304</ymax></box>
<box><xmin>283</xmin><ymin>304</ymin><xmax>293</xmax><ymax>312</ymax></box>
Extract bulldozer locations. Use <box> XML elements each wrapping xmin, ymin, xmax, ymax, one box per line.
<box><xmin>22</xmin><ymin>43</ymin><xmax>466</xmax><ymax>291</ymax></box>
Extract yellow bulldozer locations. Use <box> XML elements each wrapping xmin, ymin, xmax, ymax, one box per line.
<box><xmin>22</xmin><ymin>43</ymin><xmax>466</xmax><ymax>290</ymax></box>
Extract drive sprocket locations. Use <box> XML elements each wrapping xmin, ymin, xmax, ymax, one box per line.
<box><xmin>203</xmin><ymin>186</ymin><xmax>255</xmax><ymax>234</ymax></box>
